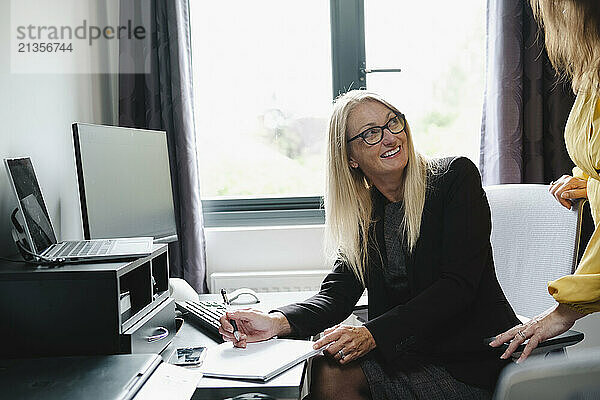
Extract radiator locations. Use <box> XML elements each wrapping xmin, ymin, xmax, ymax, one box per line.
<box><xmin>209</xmin><ymin>269</ymin><xmax>331</xmax><ymax>293</ymax></box>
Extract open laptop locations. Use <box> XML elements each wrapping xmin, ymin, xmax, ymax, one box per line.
<box><xmin>4</xmin><ymin>157</ymin><xmax>153</xmax><ymax>262</ymax></box>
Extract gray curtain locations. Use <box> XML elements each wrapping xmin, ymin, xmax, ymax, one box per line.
<box><xmin>119</xmin><ymin>0</ymin><xmax>208</xmax><ymax>293</ymax></box>
<box><xmin>480</xmin><ymin>0</ymin><xmax>575</xmax><ymax>185</ymax></box>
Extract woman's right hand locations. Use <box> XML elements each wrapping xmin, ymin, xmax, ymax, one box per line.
<box><xmin>489</xmin><ymin>303</ymin><xmax>583</xmax><ymax>362</ymax></box>
<box><xmin>549</xmin><ymin>175</ymin><xmax>587</xmax><ymax>209</ymax></box>
<box><xmin>218</xmin><ymin>309</ymin><xmax>292</xmax><ymax>348</ymax></box>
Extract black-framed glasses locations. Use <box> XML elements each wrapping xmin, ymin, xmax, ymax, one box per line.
<box><xmin>346</xmin><ymin>112</ymin><xmax>406</xmax><ymax>145</ymax></box>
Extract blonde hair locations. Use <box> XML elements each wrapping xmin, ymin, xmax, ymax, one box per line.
<box><xmin>324</xmin><ymin>90</ymin><xmax>429</xmax><ymax>287</ymax></box>
<box><xmin>530</xmin><ymin>0</ymin><xmax>600</xmax><ymax>91</ymax></box>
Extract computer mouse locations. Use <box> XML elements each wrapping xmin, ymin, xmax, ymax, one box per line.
<box><xmin>228</xmin><ymin>288</ymin><xmax>260</xmax><ymax>304</ymax></box>
<box><xmin>169</xmin><ymin>278</ymin><xmax>199</xmax><ymax>302</ymax></box>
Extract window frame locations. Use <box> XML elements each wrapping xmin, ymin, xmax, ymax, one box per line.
<box><xmin>202</xmin><ymin>196</ymin><xmax>325</xmax><ymax>227</ymax></box>
<box><xmin>200</xmin><ymin>0</ymin><xmax>366</xmax><ymax>227</ymax></box>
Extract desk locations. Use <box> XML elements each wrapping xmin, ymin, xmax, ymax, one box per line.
<box><xmin>0</xmin><ymin>248</ymin><xmax>173</xmax><ymax>358</ymax></box>
<box><xmin>162</xmin><ymin>291</ymin><xmax>325</xmax><ymax>400</ymax></box>
<box><xmin>0</xmin><ymin>283</ymin><xmax>365</xmax><ymax>399</ymax></box>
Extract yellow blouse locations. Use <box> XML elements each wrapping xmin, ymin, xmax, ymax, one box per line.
<box><xmin>547</xmin><ymin>89</ymin><xmax>600</xmax><ymax>314</ymax></box>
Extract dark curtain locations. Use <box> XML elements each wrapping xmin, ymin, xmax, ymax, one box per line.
<box><xmin>481</xmin><ymin>0</ymin><xmax>593</xmax><ymax>262</ymax></box>
<box><xmin>119</xmin><ymin>0</ymin><xmax>208</xmax><ymax>293</ymax></box>
<box><xmin>480</xmin><ymin>0</ymin><xmax>576</xmax><ymax>185</ymax></box>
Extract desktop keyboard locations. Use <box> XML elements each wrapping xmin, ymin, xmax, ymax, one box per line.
<box><xmin>175</xmin><ymin>300</ymin><xmax>226</xmax><ymax>343</ymax></box>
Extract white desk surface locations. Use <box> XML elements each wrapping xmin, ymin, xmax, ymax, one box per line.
<box><xmin>163</xmin><ymin>291</ymin><xmax>356</xmax><ymax>400</ymax></box>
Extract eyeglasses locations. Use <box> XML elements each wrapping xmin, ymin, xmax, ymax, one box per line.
<box><xmin>346</xmin><ymin>112</ymin><xmax>406</xmax><ymax>145</ymax></box>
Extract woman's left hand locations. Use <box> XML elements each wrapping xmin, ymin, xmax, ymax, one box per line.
<box><xmin>312</xmin><ymin>324</ymin><xmax>376</xmax><ymax>365</ymax></box>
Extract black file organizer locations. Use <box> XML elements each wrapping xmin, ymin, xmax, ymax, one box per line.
<box><xmin>0</xmin><ymin>245</ymin><xmax>176</xmax><ymax>358</ymax></box>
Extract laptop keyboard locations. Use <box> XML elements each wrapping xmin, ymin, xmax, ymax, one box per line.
<box><xmin>50</xmin><ymin>240</ymin><xmax>116</xmax><ymax>258</ymax></box>
<box><xmin>175</xmin><ymin>300</ymin><xmax>226</xmax><ymax>343</ymax></box>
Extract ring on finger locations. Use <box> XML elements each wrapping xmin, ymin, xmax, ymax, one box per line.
<box><xmin>337</xmin><ymin>349</ymin><xmax>344</xmax><ymax>359</ymax></box>
<box><xmin>517</xmin><ymin>330</ymin><xmax>526</xmax><ymax>340</ymax></box>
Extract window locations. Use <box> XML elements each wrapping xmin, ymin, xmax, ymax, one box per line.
<box><xmin>190</xmin><ymin>0</ymin><xmax>331</xmax><ymax>225</ymax></box>
<box><xmin>190</xmin><ymin>0</ymin><xmax>485</xmax><ymax>226</ymax></box>
<box><xmin>363</xmin><ymin>1</ymin><xmax>484</xmax><ymax>163</ymax></box>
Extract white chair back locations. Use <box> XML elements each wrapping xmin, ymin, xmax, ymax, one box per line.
<box><xmin>484</xmin><ymin>184</ymin><xmax>584</xmax><ymax>318</ymax></box>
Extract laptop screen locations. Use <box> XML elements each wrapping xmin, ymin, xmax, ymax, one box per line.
<box><xmin>5</xmin><ymin>158</ymin><xmax>57</xmax><ymax>254</ymax></box>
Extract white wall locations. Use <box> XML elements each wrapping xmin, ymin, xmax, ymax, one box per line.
<box><xmin>0</xmin><ymin>0</ymin><xmax>117</xmax><ymax>256</ymax></box>
<box><xmin>204</xmin><ymin>224</ymin><xmax>327</xmax><ymax>278</ymax></box>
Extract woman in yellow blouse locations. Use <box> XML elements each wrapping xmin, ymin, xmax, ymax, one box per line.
<box><xmin>490</xmin><ymin>0</ymin><xmax>600</xmax><ymax>361</ymax></box>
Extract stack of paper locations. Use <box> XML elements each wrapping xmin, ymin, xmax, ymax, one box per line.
<box><xmin>199</xmin><ymin>338</ymin><xmax>321</xmax><ymax>382</ymax></box>
<box><xmin>133</xmin><ymin>362</ymin><xmax>202</xmax><ymax>400</ymax></box>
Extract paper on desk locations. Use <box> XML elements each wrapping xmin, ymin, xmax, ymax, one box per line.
<box><xmin>200</xmin><ymin>338</ymin><xmax>322</xmax><ymax>382</ymax></box>
<box><xmin>133</xmin><ymin>362</ymin><xmax>202</xmax><ymax>400</ymax></box>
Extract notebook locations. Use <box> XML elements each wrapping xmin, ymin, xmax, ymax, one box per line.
<box><xmin>4</xmin><ymin>157</ymin><xmax>153</xmax><ymax>262</ymax></box>
<box><xmin>199</xmin><ymin>338</ymin><xmax>322</xmax><ymax>382</ymax></box>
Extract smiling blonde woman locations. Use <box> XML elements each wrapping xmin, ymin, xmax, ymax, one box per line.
<box><xmin>219</xmin><ymin>90</ymin><xmax>519</xmax><ymax>400</ymax></box>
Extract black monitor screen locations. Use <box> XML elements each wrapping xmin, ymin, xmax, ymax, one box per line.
<box><xmin>72</xmin><ymin>123</ymin><xmax>177</xmax><ymax>240</ymax></box>
<box><xmin>5</xmin><ymin>158</ymin><xmax>57</xmax><ymax>253</ymax></box>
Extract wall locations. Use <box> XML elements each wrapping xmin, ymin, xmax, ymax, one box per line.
<box><xmin>204</xmin><ymin>225</ymin><xmax>326</xmax><ymax>277</ymax></box>
<box><xmin>0</xmin><ymin>0</ymin><xmax>117</xmax><ymax>257</ymax></box>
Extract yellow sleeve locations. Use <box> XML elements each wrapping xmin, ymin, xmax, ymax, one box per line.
<box><xmin>572</xmin><ymin>166</ymin><xmax>589</xmax><ymax>180</ymax></box>
<box><xmin>547</xmin><ymin>90</ymin><xmax>600</xmax><ymax>314</ymax></box>
<box><xmin>548</xmin><ymin>223</ymin><xmax>600</xmax><ymax>314</ymax></box>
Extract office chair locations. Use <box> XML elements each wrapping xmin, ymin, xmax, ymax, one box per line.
<box><xmin>493</xmin><ymin>347</ymin><xmax>600</xmax><ymax>400</ymax></box>
<box><xmin>484</xmin><ymin>184</ymin><xmax>585</xmax><ymax>356</ymax></box>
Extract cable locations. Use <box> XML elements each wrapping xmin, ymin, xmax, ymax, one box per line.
<box><xmin>11</xmin><ymin>208</ymin><xmax>24</xmax><ymax>233</ymax></box>
<box><xmin>0</xmin><ymin>255</ymin><xmax>62</xmax><ymax>266</ymax></box>
<box><xmin>6</xmin><ymin>207</ymin><xmax>66</xmax><ymax>266</ymax></box>
<box><xmin>15</xmin><ymin>241</ymin><xmax>67</xmax><ymax>265</ymax></box>
<box><xmin>0</xmin><ymin>256</ymin><xmax>27</xmax><ymax>263</ymax></box>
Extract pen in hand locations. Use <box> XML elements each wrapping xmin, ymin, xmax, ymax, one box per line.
<box><xmin>221</xmin><ymin>288</ymin><xmax>241</xmax><ymax>341</ymax></box>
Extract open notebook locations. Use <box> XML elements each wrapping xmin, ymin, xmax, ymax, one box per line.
<box><xmin>199</xmin><ymin>338</ymin><xmax>322</xmax><ymax>382</ymax></box>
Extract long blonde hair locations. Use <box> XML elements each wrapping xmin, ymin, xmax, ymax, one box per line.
<box><xmin>324</xmin><ymin>90</ymin><xmax>429</xmax><ymax>287</ymax></box>
<box><xmin>530</xmin><ymin>0</ymin><xmax>600</xmax><ymax>91</ymax></box>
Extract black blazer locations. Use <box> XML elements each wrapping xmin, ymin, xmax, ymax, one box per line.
<box><xmin>278</xmin><ymin>157</ymin><xmax>520</xmax><ymax>390</ymax></box>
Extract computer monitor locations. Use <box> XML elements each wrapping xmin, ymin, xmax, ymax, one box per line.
<box><xmin>72</xmin><ymin>123</ymin><xmax>177</xmax><ymax>242</ymax></box>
